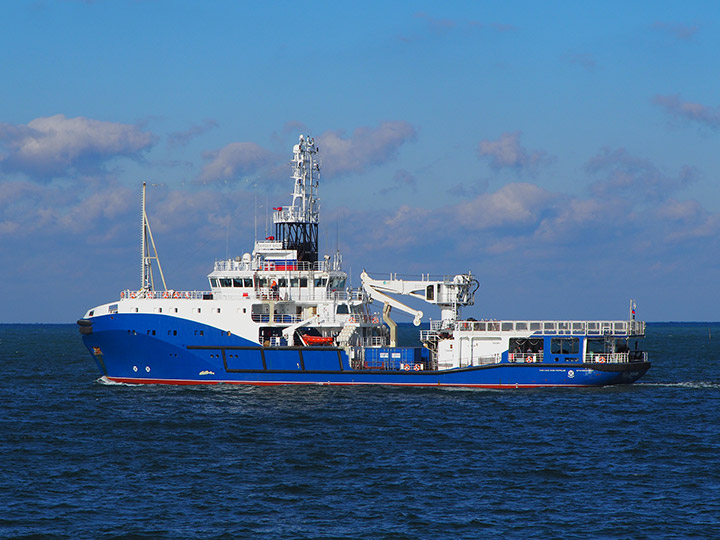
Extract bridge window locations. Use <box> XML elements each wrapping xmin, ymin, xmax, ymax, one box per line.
<box><xmin>336</xmin><ymin>304</ymin><xmax>349</xmax><ymax>314</ymax></box>
<box><xmin>219</xmin><ymin>278</ymin><xmax>232</xmax><ymax>287</ymax></box>
<box><xmin>315</xmin><ymin>277</ymin><xmax>327</xmax><ymax>287</ymax></box>
<box><xmin>329</xmin><ymin>277</ymin><xmax>346</xmax><ymax>289</ymax></box>
<box><xmin>551</xmin><ymin>337</ymin><xmax>579</xmax><ymax>355</ymax></box>
<box><xmin>233</xmin><ymin>278</ymin><xmax>244</xmax><ymax>287</ymax></box>
<box><xmin>210</xmin><ymin>278</ymin><xmax>218</xmax><ymax>287</ymax></box>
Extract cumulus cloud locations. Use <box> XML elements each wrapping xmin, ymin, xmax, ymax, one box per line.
<box><xmin>454</xmin><ymin>183</ymin><xmax>556</xmax><ymax>231</ymax></box>
<box><xmin>586</xmin><ymin>147</ymin><xmax>698</xmax><ymax>201</ymax></box>
<box><xmin>652</xmin><ymin>94</ymin><xmax>720</xmax><ymax>129</ymax></box>
<box><xmin>0</xmin><ymin>114</ymin><xmax>155</xmax><ymax>180</ymax></box>
<box><xmin>198</xmin><ymin>142</ymin><xmax>274</xmax><ymax>184</ymax></box>
<box><xmin>477</xmin><ymin>132</ymin><xmax>553</xmax><ymax>173</ymax></box>
<box><xmin>317</xmin><ymin>121</ymin><xmax>417</xmax><ymax>178</ymax></box>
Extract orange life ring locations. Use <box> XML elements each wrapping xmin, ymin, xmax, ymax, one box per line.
<box><xmin>403</xmin><ymin>364</ymin><xmax>410</xmax><ymax>371</ymax></box>
<box><xmin>173</xmin><ymin>291</ymin><xmax>180</xmax><ymax>298</ymax></box>
<box><xmin>597</xmin><ymin>356</ymin><xmax>606</xmax><ymax>363</ymax></box>
<box><xmin>414</xmin><ymin>364</ymin><xmax>421</xmax><ymax>371</ymax></box>
<box><xmin>526</xmin><ymin>354</ymin><xmax>534</xmax><ymax>363</ymax></box>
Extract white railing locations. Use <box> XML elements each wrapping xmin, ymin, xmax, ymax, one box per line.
<box><xmin>120</xmin><ymin>290</ymin><xmax>209</xmax><ymax>300</ymax></box>
<box><xmin>508</xmin><ymin>352</ymin><xmax>544</xmax><ymax>363</ymax></box>
<box><xmin>213</xmin><ymin>259</ymin><xmax>338</xmax><ymax>273</ymax></box>
<box><xmin>430</xmin><ymin>319</ymin><xmax>645</xmax><ymax>337</ymax></box>
<box><xmin>584</xmin><ymin>352</ymin><xmax>648</xmax><ymax>364</ymax></box>
<box><xmin>120</xmin><ymin>288</ymin><xmax>367</xmax><ymax>303</ymax></box>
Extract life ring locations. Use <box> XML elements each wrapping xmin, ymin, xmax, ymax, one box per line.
<box><xmin>526</xmin><ymin>354</ymin><xmax>534</xmax><ymax>363</ymax></box>
<box><xmin>597</xmin><ymin>356</ymin><xmax>606</xmax><ymax>363</ymax></box>
<box><xmin>403</xmin><ymin>364</ymin><xmax>410</xmax><ymax>371</ymax></box>
<box><xmin>163</xmin><ymin>291</ymin><xmax>169</xmax><ymax>299</ymax></box>
<box><xmin>414</xmin><ymin>364</ymin><xmax>421</xmax><ymax>371</ymax></box>
<box><xmin>185</xmin><ymin>292</ymin><xmax>191</xmax><ymax>299</ymax></box>
<box><xmin>130</xmin><ymin>292</ymin><xmax>136</xmax><ymax>299</ymax></box>
<box><xmin>173</xmin><ymin>291</ymin><xmax>180</xmax><ymax>298</ymax></box>
<box><xmin>348</xmin><ymin>316</ymin><xmax>355</xmax><ymax>323</ymax></box>
<box><xmin>372</xmin><ymin>316</ymin><xmax>379</xmax><ymax>324</ymax></box>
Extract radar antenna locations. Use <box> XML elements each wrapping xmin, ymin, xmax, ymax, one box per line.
<box><xmin>272</xmin><ymin>134</ymin><xmax>320</xmax><ymax>263</ymax></box>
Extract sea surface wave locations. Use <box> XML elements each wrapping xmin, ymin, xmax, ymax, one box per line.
<box><xmin>1</xmin><ymin>323</ymin><xmax>719</xmax><ymax>539</ymax></box>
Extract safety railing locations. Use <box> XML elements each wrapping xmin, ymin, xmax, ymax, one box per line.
<box><xmin>251</xmin><ymin>313</ymin><xmax>303</xmax><ymax>324</ymax></box>
<box><xmin>508</xmin><ymin>352</ymin><xmax>544</xmax><ymax>363</ymax></box>
<box><xmin>430</xmin><ymin>319</ymin><xmax>645</xmax><ymax>337</ymax></box>
<box><xmin>213</xmin><ymin>259</ymin><xmax>339</xmax><ymax>273</ymax></box>
<box><xmin>120</xmin><ymin>290</ymin><xmax>209</xmax><ymax>300</ymax></box>
<box><xmin>584</xmin><ymin>352</ymin><xmax>648</xmax><ymax>364</ymax></box>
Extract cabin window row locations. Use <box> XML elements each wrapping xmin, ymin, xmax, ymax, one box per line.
<box><xmin>211</xmin><ymin>277</ymin><xmax>346</xmax><ymax>289</ymax></box>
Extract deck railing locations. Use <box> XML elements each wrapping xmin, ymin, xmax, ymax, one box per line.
<box><xmin>120</xmin><ymin>290</ymin><xmax>209</xmax><ymax>300</ymax></box>
<box><xmin>120</xmin><ymin>288</ymin><xmax>366</xmax><ymax>303</ymax></box>
<box><xmin>429</xmin><ymin>319</ymin><xmax>645</xmax><ymax>337</ymax></box>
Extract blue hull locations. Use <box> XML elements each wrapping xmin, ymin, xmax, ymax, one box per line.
<box><xmin>79</xmin><ymin>315</ymin><xmax>649</xmax><ymax>388</ymax></box>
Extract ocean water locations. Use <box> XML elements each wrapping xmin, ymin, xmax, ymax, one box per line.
<box><xmin>0</xmin><ymin>323</ymin><xmax>718</xmax><ymax>540</ymax></box>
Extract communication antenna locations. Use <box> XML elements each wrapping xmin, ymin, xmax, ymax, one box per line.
<box><xmin>140</xmin><ymin>182</ymin><xmax>168</xmax><ymax>293</ymax></box>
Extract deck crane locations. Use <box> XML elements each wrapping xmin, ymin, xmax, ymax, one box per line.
<box><xmin>360</xmin><ymin>270</ymin><xmax>478</xmax><ymax>346</ymax></box>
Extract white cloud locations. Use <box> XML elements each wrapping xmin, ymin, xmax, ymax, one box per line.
<box><xmin>477</xmin><ymin>132</ymin><xmax>553</xmax><ymax>173</ymax></box>
<box><xmin>0</xmin><ymin>114</ymin><xmax>155</xmax><ymax>180</ymax></box>
<box><xmin>586</xmin><ymin>147</ymin><xmax>698</xmax><ymax>201</ymax></box>
<box><xmin>317</xmin><ymin>122</ymin><xmax>417</xmax><ymax>178</ymax></box>
<box><xmin>198</xmin><ymin>142</ymin><xmax>274</xmax><ymax>184</ymax></box>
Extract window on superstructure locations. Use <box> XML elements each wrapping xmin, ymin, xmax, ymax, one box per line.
<box><xmin>220</xmin><ymin>278</ymin><xmax>232</xmax><ymax>287</ymax></box>
<box><xmin>233</xmin><ymin>278</ymin><xmax>244</xmax><ymax>287</ymax></box>
<box><xmin>244</xmin><ymin>278</ymin><xmax>253</xmax><ymax>287</ymax></box>
<box><xmin>315</xmin><ymin>277</ymin><xmax>327</xmax><ymax>287</ymax></box>
<box><xmin>329</xmin><ymin>277</ymin><xmax>346</xmax><ymax>289</ymax></box>
<box><xmin>336</xmin><ymin>304</ymin><xmax>349</xmax><ymax>314</ymax></box>
<box><xmin>551</xmin><ymin>337</ymin><xmax>579</xmax><ymax>355</ymax></box>
<box><xmin>300</xmin><ymin>278</ymin><xmax>308</xmax><ymax>287</ymax></box>
<box><xmin>278</xmin><ymin>278</ymin><xmax>287</xmax><ymax>287</ymax></box>
<box><xmin>210</xmin><ymin>278</ymin><xmax>218</xmax><ymax>287</ymax></box>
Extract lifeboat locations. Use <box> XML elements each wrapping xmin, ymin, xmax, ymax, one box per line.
<box><xmin>303</xmin><ymin>335</ymin><xmax>335</xmax><ymax>346</ymax></box>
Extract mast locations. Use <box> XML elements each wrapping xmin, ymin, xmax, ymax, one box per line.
<box><xmin>273</xmin><ymin>135</ymin><xmax>320</xmax><ymax>263</ymax></box>
<box><xmin>140</xmin><ymin>182</ymin><xmax>168</xmax><ymax>293</ymax></box>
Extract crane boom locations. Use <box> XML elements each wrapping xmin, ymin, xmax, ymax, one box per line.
<box><xmin>360</xmin><ymin>270</ymin><xmax>478</xmax><ymax>324</ymax></box>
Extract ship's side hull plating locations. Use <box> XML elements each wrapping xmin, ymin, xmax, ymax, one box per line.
<box><xmin>80</xmin><ymin>314</ymin><xmax>650</xmax><ymax>388</ymax></box>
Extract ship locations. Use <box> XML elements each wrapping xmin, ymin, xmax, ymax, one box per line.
<box><xmin>77</xmin><ymin>135</ymin><xmax>650</xmax><ymax>388</ymax></box>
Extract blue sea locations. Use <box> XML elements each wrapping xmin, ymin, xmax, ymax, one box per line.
<box><xmin>1</xmin><ymin>323</ymin><xmax>719</xmax><ymax>539</ymax></box>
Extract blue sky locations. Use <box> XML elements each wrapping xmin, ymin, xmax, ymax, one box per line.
<box><xmin>1</xmin><ymin>0</ymin><xmax>719</xmax><ymax>323</ymax></box>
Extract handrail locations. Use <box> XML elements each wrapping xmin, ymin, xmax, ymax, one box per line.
<box><xmin>120</xmin><ymin>288</ymin><xmax>366</xmax><ymax>303</ymax></box>
<box><xmin>120</xmin><ymin>289</ymin><xmax>209</xmax><ymax>300</ymax></box>
<box><xmin>429</xmin><ymin>319</ymin><xmax>645</xmax><ymax>337</ymax></box>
